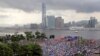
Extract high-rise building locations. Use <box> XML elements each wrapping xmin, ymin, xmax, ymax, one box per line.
<box><xmin>42</xmin><ymin>3</ymin><xmax>47</xmax><ymax>29</ymax></box>
<box><xmin>30</xmin><ymin>24</ymin><xmax>38</xmax><ymax>29</ymax></box>
<box><xmin>55</xmin><ymin>17</ymin><xmax>64</xmax><ymax>29</ymax></box>
<box><xmin>88</xmin><ymin>17</ymin><xmax>98</xmax><ymax>28</ymax></box>
<box><xmin>47</xmin><ymin>16</ymin><xmax>56</xmax><ymax>29</ymax></box>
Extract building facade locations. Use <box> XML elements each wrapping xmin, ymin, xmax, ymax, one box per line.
<box><xmin>88</xmin><ymin>17</ymin><xmax>98</xmax><ymax>28</ymax></box>
<box><xmin>55</xmin><ymin>17</ymin><xmax>64</xmax><ymax>29</ymax></box>
<box><xmin>42</xmin><ymin>3</ymin><xmax>47</xmax><ymax>29</ymax></box>
<box><xmin>47</xmin><ymin>16</ymin><xmax>56</xmax><ymax>29</ymax></box>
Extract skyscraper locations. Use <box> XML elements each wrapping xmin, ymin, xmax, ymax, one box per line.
<box><xmin>47</xmin><ymin>16</ymin><xmax>56</xmax><ymax>29</ymax></box>
<box><xmin>55</xmin><ymin>17</ymin><xmax>64</xmax><ymax>29</ymax></box>
<box><xmin>42</xmin><ymin>3</ymin><xmax>47</xmax><ymax>29</ymax></box>
<box><xmin>88</xmin><ymin>17</ymin><xmax>98</xmax><ymax>28</ymax></box>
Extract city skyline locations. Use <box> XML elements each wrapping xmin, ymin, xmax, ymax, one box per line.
<box><xmin>42</xmin><ymin>2</ymin><xmax>47</xmax><ymax>29</ymax></box>
<box><xmin>0</xmin><ymin>0</ymin><xmax>100</xmax><ymax>26</ymax></box>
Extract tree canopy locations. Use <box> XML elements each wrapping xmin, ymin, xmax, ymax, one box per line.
<box><xmin>0</xmin><ymin>43</ymin><xmax>13</xmax><ymax>56</ymax></box>
<box><xmin>20</xmin><ymin>43</ymin><xmax>42</xmax><ymax>56</ymax></box>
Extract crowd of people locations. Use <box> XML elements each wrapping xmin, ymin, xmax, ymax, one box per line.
<box><xmin>41</xmin><ymin>36</ymin><xmax>100</xmax><ymax>56</ymax></box>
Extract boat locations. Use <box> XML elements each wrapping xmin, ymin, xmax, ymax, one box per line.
<box><xmin>75</xmin><ymin>31</ymin><xmax>78</xmax><ymax>33</ymax></box>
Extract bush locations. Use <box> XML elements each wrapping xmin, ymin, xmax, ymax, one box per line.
<box><xmin>50</xmin><ymin>35</ymin><xmax>55</xmax><ymax>39</ymax></box>
<box><xmin>20</xmin><ymin>43</ymin><xmax>42</xmax><ymax>56</ymax></box>
<box><xmin>0</xmin><ymin>43</ymin><xmax>13</xmax><ymax>56</ymax></box>
<box><xmin>8</xmin><ymin>42</ymin><xmax>21</xmax><ymax>56</ymax></box>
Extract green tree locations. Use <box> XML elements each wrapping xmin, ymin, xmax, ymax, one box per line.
<box><xmin>0</xmin><ymin>36</ymin><xmax>9</xmax><ymax>43</ymax></box>
<box><xmin>11</xmin><ymin>35</ymin><xmax>20</xmax><ymax>42</ymax></box>
<box><xmin>20</xmin><ymin>43</ymin><xmax>42</xmax><ymax>56</ymax></box>
<box><xmin>8</xmin><ymin>42</ymin><xmax>21</xmax><ymax>56</ymax></box>
<box><xmin>24</xmin><ymin>32</ymin><xmax>34</xmax><ymax>41</ymax></box>
<box><xmin>5</xmin><ymin>35</ymin><xmax>11</xmax><ymax>40</ymax></box>
<box><xmin>18</xmin><ymin>34</ymin><xmax>25</xmax><ymax>40</ymax></box>
<box><xmin>74</xmin><ymin>53</ymin><xmax>84</xmax><ymax>56</ymax></box>
<box><xmin>40</xmin><ymin>33</ymin><xmax>47</xmax><ymax>39</ymax></box>
<box><xmin>0</xmin><ymin>37</ymin><xmax>3</xmax><ymax>42</ymax></box>
<box><xmin>50</xmin><ymin>35</ymin><xmax>55</xmax><ymax>39</ymax></box>
<box><xmin>0</xmin><ymin>43</ymin><xmax>13</xmax><ymax>56</ymax></box>
<box><xmin>35</xmin><ymin>31</ymin><xmax>41</xmax><ymax>39</ymax></box>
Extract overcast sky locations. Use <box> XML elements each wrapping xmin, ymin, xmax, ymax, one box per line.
<box><xmin>0</xmin><ymin>0</ymin><xmax>100</xmax><ymax>26</ymax></box>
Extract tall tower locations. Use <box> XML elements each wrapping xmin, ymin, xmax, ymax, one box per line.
<box><xmin>42</xmin><ymin>3</ymin><xmax>47</xmax><ymax>29</ymax></box>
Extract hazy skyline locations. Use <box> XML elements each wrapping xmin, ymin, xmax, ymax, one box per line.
<box><xmin>0</xmin><ymin>0</ymin><xmax>100</xmax><ymax>26</ymax></box>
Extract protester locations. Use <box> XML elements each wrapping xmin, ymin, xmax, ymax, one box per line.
<box><xmin>41</xmin><ymin>36</ymin><xmax>97</xmax><ymax>56</ymax></box>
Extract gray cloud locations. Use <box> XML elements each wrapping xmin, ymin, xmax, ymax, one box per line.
<box><xmin>0</xmin><ymin>0</ymin><xmax>100</xmax><ymax>13</ymax></box>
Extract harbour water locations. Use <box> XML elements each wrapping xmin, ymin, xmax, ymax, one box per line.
<box><xmin>0</xmin><ymin>29</ymin><xmax>100</xmax><ymax>39</ymax></box>
<box><xmin>44</xmin><ymin>29</ymin><xmax>100</xmax><ymax>39</ymax></box>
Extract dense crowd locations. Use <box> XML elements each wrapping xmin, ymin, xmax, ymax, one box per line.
<box><xmin>41</xmin><ymin>36</ymin><xmax>100</xmax><ymax>56</ymax></box>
